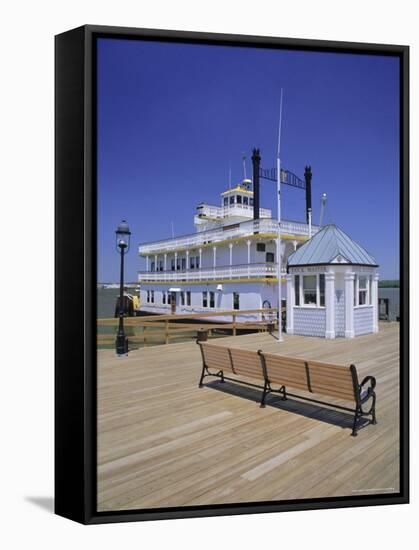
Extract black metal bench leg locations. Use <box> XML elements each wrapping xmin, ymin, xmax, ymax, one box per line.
<box><xmin>260</xmin><ymin>381</ymin><xmax>269</xmax><ymax>408</ymax></box>
<box><xmin>351</xmin><ymin>409</ymin><xmax>360</xmax><ymax>436</ymax></box>
<box><xmin>220</xmin><ymin>370</ymin><xmax>225</xmax><ymax>383</ymax></box>
<box><xmin>282</xmin><ymin>386</ymin><xmax>287</xmax><ymax>401</ymax></box>
<box><xmin>198</xmin><ymin>365</ymin><xmax>207</xmax><ymax>387</ymax></box>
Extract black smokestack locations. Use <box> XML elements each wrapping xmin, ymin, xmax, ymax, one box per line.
<box><xmin>304</xmin><ymin>165</ymin><xmax>312</xmax><ymax>224</ymax></box>
<box><xmin>252</xmin><ymin>148</ymin><xmax>261</xmax><ymax>220</ymax></box>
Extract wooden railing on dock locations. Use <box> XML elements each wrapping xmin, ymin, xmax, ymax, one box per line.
<box><xmin>97</xmin><ymin>308</ymin><xmax>278</xmax><ymax>348</ymax></box>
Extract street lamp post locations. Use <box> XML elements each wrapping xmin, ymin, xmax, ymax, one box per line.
<box><xmin>115</xmin><ymin>220</ymin><xmax>131</xmax><ymax>356</ymax></box>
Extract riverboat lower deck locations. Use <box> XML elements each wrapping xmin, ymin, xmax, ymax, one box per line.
<box><xmin>97</xmin><ymin>322</ymin><xmax>400</xmax><ymax>511</ymax></box>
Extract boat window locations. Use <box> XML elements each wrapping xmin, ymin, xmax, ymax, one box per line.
<box><xmin>303</xmin><ymin>275</ymin><xmax>317</xmax><ymax>305</ymax></box>
<box><xmin>180</xmin><ymin>291</ymin><xmax>185</xmax><ymax>306</ymax></box>
<box><xmin>209</xmin><ymin>291</ymin><xmax>215</xmax><ymax>308</ymax></box>
<box><xmin>176</xmin><ymin>258</ymin><xmax>180</xmax><ymax>270</ymax></box>
<box><xmin>190</xmin><ymin>256</ymin><xmax>195</xmax><ymax>269</ymax></box>
<box><xmin>151</xmin><ymin>261</ymin><xmax>155</xmax><ymax>272</ymax></box>
<box><xmin>266</xmin><ymin>252</ymin><xmax>274</xmax><ymax>263</ymax></box>
<box><xmin>167</xmin><ymin>292</ymin><xmax>171</xmax><ymax>304</ymax></box>
<box><xmin>171</xmin><ymin>259</ymin><xmax>175</xmax><ymax>271</ymax></box>
<box><xmin>229</xmin><ymin>196</ymin><xmax>235</xmax><ymax>204</ymax></box>
<box><xmin>236</xmin><ymin>195</ymin><xmax>242</xmax><ymax>204</ymax></box>
<box><xmin>295</xmin><ymin>275</ymin><xmax>300</xmax><ymax>306</ymax></box>
<box><xmin>257</xmin><ymin>243</ymin><xmax>266</xmax><ymax>252</ymax></box>
<box><xmin>146</xmin><ymin>290</ymin><xmax>150</xmax><ymax>303</ymax></box>
<box><xmin>202</xmin><ymin>291</ymin><xmax>208</xmax><ymax>308</ymax></box>
<box><xmin>233</xmin><ymin>292</ymin><xmax>240</xmax><ymax>310</ymax></box>
<box><xmin>186</xmin><ymin>291</ymin><xmax>191</xmax><ymax>306</ymax></box>
<box><xmin>196</xmin><ymin>256</ymin><xmax>200</xmax><ymax>269</ymax></box>
<box><xmin>319</xmin><ymin>274</ymin><xmax>325</xmax><ymax>306</ymax></box>
<box><xmin>181</xmin><ymin>258</ymin><xmax>186</xmax><ymax>270</ymax></box>
<box><xmin>162</xmin><ymin>292</ymin><xmax>166</xmax><ymax>304</ymax></box>
<box><xmin>243</xmin><ymin>196</ymin><xmax>249</xmax><ymax>205</ymax></box>
<box><xmin>223</xmin><ymin>197</ymin><xmax>228</xmax><ymax>206</ymax></box>
<box><xmin>150</xmin><ymin>290</ymin><xmax>154</xmax><ymax>303</ymax></box>
<box><xmin>250</xmin><ymin>198</ymin><xmax>254</xmax><ymax>206</ymax></box>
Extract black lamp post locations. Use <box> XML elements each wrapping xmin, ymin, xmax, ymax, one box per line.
<box><xmin>115</xmin><ymin>220</ymin><xmax>131</xmax><ymax>356</ymax></box>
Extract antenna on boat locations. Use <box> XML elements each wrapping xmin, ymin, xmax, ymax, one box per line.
<box><xmin>276</xmin><ymin>88</ymin><xmax>284</xmax><ymax>342</ymax></box>
<box><xmin>319</xmin><ymin>193</ymin><xmax>327</xmax><ymax>226</ymax></box>
<box><xmin>242</xmin><ymin>153</ymin><xmax>247</xmax><ymax>181</ymax></box>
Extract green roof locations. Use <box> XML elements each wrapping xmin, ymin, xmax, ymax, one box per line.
<box><xmin>287</xmin><ymin>224</ymin><xmax>378</xmax><ymax>267</ymax></box>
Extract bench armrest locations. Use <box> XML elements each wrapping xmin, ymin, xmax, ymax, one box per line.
<box><xmin>359</xmin><ymin>375</ymin><xmax>376</xmax><ymax>402</ymax></box>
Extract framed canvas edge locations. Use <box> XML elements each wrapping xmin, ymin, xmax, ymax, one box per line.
<box><xmin>54</xmin><ymin>24</ymin><xmax>410</xmax><ymax>525</ymax></box>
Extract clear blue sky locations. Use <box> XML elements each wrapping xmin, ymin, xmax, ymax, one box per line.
<box><xmin>97</xmin><ymin>38</ymin><xmax>400</xmax><ymax>282</ymax></box>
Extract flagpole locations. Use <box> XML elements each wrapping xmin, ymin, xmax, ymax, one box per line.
<box><xmin>277</xmin><ymin>89</ymin><xmax>284</xmax><ymax>342</ymax></box>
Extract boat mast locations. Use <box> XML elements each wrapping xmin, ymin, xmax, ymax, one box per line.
<box><xmin>277</xmin><ymin>89</ymin><xmax>284</xmax><ymax>342</ymax></box>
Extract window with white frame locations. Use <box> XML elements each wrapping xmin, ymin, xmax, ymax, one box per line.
<box><xmin>150</xmin><ymin>290</ymin><xmax>154</xmax><ymax>303</ymax></box>
<box><xmin>354</xmin><ymin>274</ymin><xmax>370</xmax><ymax>306</ymax></box>
<box><xmin>294</xmin><ymin>275</ymin><xmax>300</xmax><ymax>306</ymax></box>
<box><xmin>233</xmin><ymin>292</ymin><xmax>240</xmax><ymax>310</ymax></box>
<box><xmin>162</xmin><ymin>291</ymin><xmax>166</xmax><ymax>304</ymax></box>
<box><xmin>180</xmin><ymin>291</ymin><xmax>185</xmax><ymax>306</ymax></box>
<box><xmin>295</xmin><ymin>274</ymin><xmax>325</xmax><ymax>307</ymax></box>
<box><xmin>202</xmin><ymin>291</ymin><xmax>208</xmax><ymax>308</ymax></box>
<box><xmin>186</xmin><ymin>291</ymin><xmax>191</xmax><ymax>306</ymax></box>
<box><xmin>209</xmin><ymin>291</ymin><xmax>215</xmax><ymax>308</ymax></box>
<box><xmin>303</xmin><ymin>275</ymin><xmax>317</xmax><ymax>305</ymax></box>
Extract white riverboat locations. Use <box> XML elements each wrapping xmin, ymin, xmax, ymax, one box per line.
<box><xmin>137</xmin><ymin>177</ymin><xmax>320</xmax><ymax>323</ymax></box>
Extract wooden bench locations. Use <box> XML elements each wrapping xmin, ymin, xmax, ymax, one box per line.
<box><xmin>198</xmin><ymin>342</ymin><xmax>377</xmax><ymax>436</ymax></box>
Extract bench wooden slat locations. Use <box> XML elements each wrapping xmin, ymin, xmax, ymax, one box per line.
<box><xmin>199</xmin><ymin>343</ymin><xmax>234</xmax><ymax>373</ymax></box>
<box><xmin>228</xmin><ymin>348</ymin><xmax>264</xmax><ymax>381</ymax></box>
<box><xmin>262</xmin><ymin>353</ymin><xmax>308</xmax><ymax>392</ymax></box>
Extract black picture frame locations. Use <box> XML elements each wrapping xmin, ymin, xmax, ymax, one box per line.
<box><xmin>55</xmin><ymin>24</ymin><xmax>409</xmax><ymax>524</ymax></box>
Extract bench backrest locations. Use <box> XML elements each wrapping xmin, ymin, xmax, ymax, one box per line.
<box><xmin>305</xmin><ymin>359</ymin><xmax>355</xmax><ymax>401</ymax></box>
<box><xmin>228</xmin><ymin>348</ymin><xmax>264</xmax><ymax>381</ymax></box>
<box><xmin>262</xmin><ymin>353</ymin><xmax>356</xmax><ymax>402</ymax></box>
<box><xmin>199</xmin><ymin>343</ymin><xmax>234</xmax><ymax>373</ymax></box>
<box><xmin>261</xmin><ymin>353</ymin><xmax>308</xmax><ymax>392</ymax></box>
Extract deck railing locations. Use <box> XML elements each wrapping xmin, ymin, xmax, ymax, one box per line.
<box><xmin>138</xmin><ymin>218</ymin><xmax>320</xmax><ymax>255</ymax></box>
<box><xmin>97</xmin><ymin>308</ymin><xmax>279</xmax><ymax>348</ymax></box>
<box><xmin>138</xmin><ymin>262</ymin><xmax>286</xmax><ymax>283</ymax></box>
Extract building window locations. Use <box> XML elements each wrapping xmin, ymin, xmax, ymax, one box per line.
<box><xmin>236</xmin><ymin>195</ymin><xmax>242</xmax><ymax>204</ymax></box>
<box><xmin>202</xmin><ymin>291</ymin><xmax>208</xmax><ymax>308</ymax></box>
<box><xmin>266</xmin><ymin>252</ymin><xmax>274</xmax><ymax>263</ymax></box>
<box><xmin>303</xmin><ymin>275</ymin><xmax>317</xmax><ymax>305</ymax></box>
<box><xmin>190</xmin><ymin>256</ymin><xmax>195</xmax><ymax>269</ymax></box>
<box><xmin>162</xmin><ymin>292</ymin><xmax>166</xmax><ymax>304</ymax></box>
<box><xmin>146</xmin><ymin>290</ymin><xmax>150</xmax><ymax>303</ymax></box>
<box><xmin>257</xmin><ymin>243</ymin><xmax>266</xmax><ymax>252</ymax></box>
<box><xmin>319</xmin><ymin>274</ymin><xmax>325</xmax><ymax>307</ymax></box>
<box><xmin>151</xmin><ymin>261</ymin><xmax>155</xmax><ymax>272</ymax></box>
<box><xmin>171</xmin><ymin>259</ymin><xmax>175</xmax><ymax>271</ymax></box>
<box><xmin>358</xmin><ymin>275</ymin><xmax>368</xmax><ymax>305</ymax></box>
<box><xmin>176</xmin><ymin>258</ymin><xmax>180</xmax><ymax>270</ymax></box>
<box><xmin>229</xmin><ymin>196</ymin><xmax>234</xmax><ymax>204</ymax></box>
<box><xmin>159</xmin><ymin>260</ymin><xmax>163</xmax><ymax>271</ymax></box>
<box><xmin>233</xmin><ymin>292</ymin><xmax>240</xmax><ymax>310</ymax></box>
<box><xmin>209</xmin><ymin>291</ymin><xmax>215</xmax><ymax>308</ymax></box>
<box><xmin>196</xmin><ymin>256</ymin><xmax>200</xmax><ymax>269</ymax></box>
<box><xmin>223</xmin><ymin>197</ymin><xmax>228</xmax><ymax>206</ymax></box>
<box><xmin>150</xmin><ymin>290</ymin><xmax>154</xmax><ymax>303</ymax></box>
<box><xmin>243</xmin><ymin>196</ymin><xmax>249</xmax><ymax>205</ymax></box>
<box><xmin>294</xmin><ymin>275</ymin><xmax>300</xmax><ymax>306</ymax></box>
<box><xmin>186</xmin><ymin>291</ymin><xmax>191</xmax><ymax>306</ymax></box>
<box><xmin>167</xmin><ymin>292</ymin><xmax>171</xmax><ymax>305</ymax></box>
<box><xmin>180</xmin><ymin>291</ymin><xmax>185</xmax><ymax>306</ymax></box>
<box><xmin>181</xmin><ymin>258</ymin><xmax>186</xmax><ymax>270</ymax></box>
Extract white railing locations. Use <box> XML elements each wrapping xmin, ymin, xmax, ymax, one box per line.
<box><xmin>139</xmin><ymin>218</ymin><xmax>320</xmax><ymax>255</ymax></box>
<box><xmin>138</xmin><ymin>262</ymin><xmax>287</xmax><ymax>283</ymax></box>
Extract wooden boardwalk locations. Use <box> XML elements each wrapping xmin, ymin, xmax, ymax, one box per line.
<box><xmin>97</xmin><ymin>322</ymin><xmax>400</xmax><ymax>511</ymax></box>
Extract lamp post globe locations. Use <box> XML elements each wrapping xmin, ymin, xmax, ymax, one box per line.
<box><xmin>115</xmin><ymin>220</ymin><xmax>131</xmax><ymax>356</ymax></box>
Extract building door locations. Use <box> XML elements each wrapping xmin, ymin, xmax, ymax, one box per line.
<box><xmin>171</xmin><ymin>292</ymin><xmax>177</xmax><ymax>314</ymax></box>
